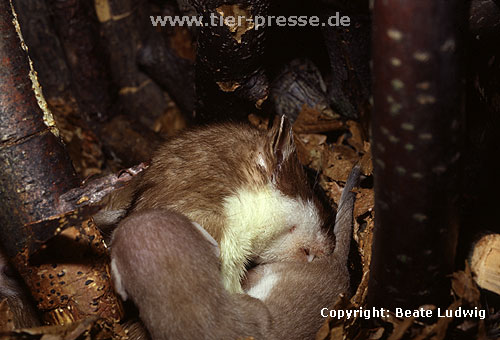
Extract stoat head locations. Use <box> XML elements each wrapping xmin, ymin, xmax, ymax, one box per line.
<box><xmin>256</xmin><ymin>196</ymin><xmax>334</xmax><ymax>264</ymax></box>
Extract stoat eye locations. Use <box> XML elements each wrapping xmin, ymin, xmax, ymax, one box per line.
<box><xmin>289</xmin><ymin>226</ymin><xmax>297</xmax><ymax>233</ymax></box>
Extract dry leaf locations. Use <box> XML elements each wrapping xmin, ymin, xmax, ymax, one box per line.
<box><xmin>296</xmin><ymin>133</ymin><xmax>327</xmax><ymax>171</ymax></box>
<box><xmin>322</xmin><ymin>144</ymin><xmax>358</xmax><ymax>182</ymax></box>
<box><xmin>451</xmin><ymin>263</ymin><xmax>481</xmax><ymax>306</ymax></box>
<box><xmin>345</xmin><ymin>120</ymin><xmax>365</xmax><ymax>153</ymax></box>
<box><xmin>354</xmin><ymin>189</ymin><xmax>374</xmax><ymax>218</ymax></box>
<box><xmin>294</xmin><ymin>105</ymin><xmax>343</xmax><ymax>134</ymax></box>
<box><xmin>247</xmin><ymin>114</ymin><xmax>269</xmax><ymax>131</ymax></box>
<box><xmin>367</xmin><ymin>327</ymin><xmax>385</xmax><ymax>340</ymax></box>
<box><xmin>387</xmin><ymin>315</ymin><xmax>415</xmax><ymax>340</ymax></box>
<box><xmin>0</xmin><ymin>299</ymin><xmax>15</xmax><ymax>333</ymax></box>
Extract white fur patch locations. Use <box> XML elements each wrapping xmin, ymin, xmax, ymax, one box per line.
<box><xmin>110</xmin><ymin>259</ymin><xmax>128</xmax><ymax>301</ymax></box>
<box><xmin>220</xmin><ymin>183</ymin><xmax>322</xmax><ymax>292</ymax></box>
<box><xmin>246</xmin><ymin>270</ymin><xmax>280</xmax><ymax>301</ymax></box>
<box><xmin>223</xmin><ymin>184</ymin><xmax>322</xmax><ymax>255</ymax></box>
<box><xmin>192</xmin><ymin>221</ymin><xmax>220</xmax><ymax>258</ymax></box>
<box><xmin>256</xmin><ymin>152</ymin><xmax>267</xmax><ymax>171</ymax></box>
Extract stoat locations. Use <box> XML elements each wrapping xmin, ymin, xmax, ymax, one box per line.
<box><xmin>109</xmin><ymin>165</ymin><xmax>360</xmax><ymax>340</ymax></box>
<box><xmin>110</xmin><ymin>209</ymin><xmax>274</xmax><ymax>340</ymax></box>
<box><xmin>97</xmin><ymin>115</ymin><xmax>333</xmax><ymax>293</ymax></box>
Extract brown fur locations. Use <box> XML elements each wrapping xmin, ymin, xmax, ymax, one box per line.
<box><xmin>95</xmin><ymin>117</ymin><xmax>329</xmax><ymax>245</ymax></box>
<box><xmin>110</xmin><ymin>209</ymin><xmax>274</xmax><ymax>340</ymax></box>
<box><xmin>110</xmin><ymin>206</ymin><xmax>349</xmax><ymax>340</ymax></box>
<box><xmin>110</xmin><ymin>165</ymin><xmax>359</xmax><ymax>340</ymax></box>
<box><xmin>244</xmin><ymin>255</ymin><xmax>349</xmax><ymax>339</ymax></box>
<box><xmin>132</xmin><ymin>122</ymin><xmax>272</xmax><ymax>242</ymax></box>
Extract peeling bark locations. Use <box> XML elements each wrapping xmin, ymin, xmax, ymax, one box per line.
<box><xmin>11</xmin><ymin>0</ymin><xmax>72</xmax><ymax>99</ymax></box>
<box><xmin>189</xmin><ymin>0</ymin><xmax>270</xmax><ymax>122</ymax></box>
<box><xmin>12</xmin><ymin>0</ymin><xmax>106</xmax><ymax>179</ymax></box>
<box><xmin>0</xmin><ymin>0</ymin><xmax>123</xmax><ymax>323</ymax></box>
<box><xmin>270</xmin><ymin>59</ymin><xmax>335</xmax><ymax>123</ymax></box>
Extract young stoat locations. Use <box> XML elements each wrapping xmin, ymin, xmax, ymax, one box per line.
<box><xmin>110</xmin><ymin>209</ymin><xmax>274</xmax><ymax>340</ymax></box>
<box><xmin>96</xmin><ymin>115</ymin><xmax>332</xmax><ymax>293</ymax></box>
<box><xmin>109</xmin><ymin>165</ymin><xmax>360</xmax><ymax>340</ymax></box>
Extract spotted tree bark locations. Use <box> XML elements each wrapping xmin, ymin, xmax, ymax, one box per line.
<box><xmin>0</xmin><ymin>0</ymin><xmax>122</xmax><ymax>324</ymax></box>
<box><xmin>368</xmin><ymin>1</ymin><xmax>468</xmax><ymax>309</ymax></box>
<box><xmin>188</xmin><ymin>0</ymin><xmax>270</xmax><ymax>122</ymax></box>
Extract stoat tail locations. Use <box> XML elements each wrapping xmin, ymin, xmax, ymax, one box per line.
<box><xmin>333</xmin><ymin>164</ymin><xmax>361</xmax><ymax>262</ymax></box>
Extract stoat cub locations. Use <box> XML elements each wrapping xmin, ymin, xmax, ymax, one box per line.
<box><xmin>110</xmin><ymin>210</ymin><xmax>274</xmax><ymax>340</ymax></box>
<box><xmin>96</xmin><ymin>115</ymin><xmax>332</xmax><ymax>293</ymax></box>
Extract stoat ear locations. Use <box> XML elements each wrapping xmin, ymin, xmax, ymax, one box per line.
<box><xmin>268</xmin><ymin>115</ymin><xmax>295</xmax><ymax>168</ymax></box>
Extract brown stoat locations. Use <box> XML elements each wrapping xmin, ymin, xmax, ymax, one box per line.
<box><xmin>109</xmin><ymin>165</ymin><xmax>360</xmax><ymax>340</ymax></box>
<box><xmin>0</xmin><ymin>248</ymin><xmax>40</xmax><ymax>330</ymax></box>
<box><xmin>96</xmin><ymin>115</ymin><xmax>332</xmax><ymax>293</ymax></box>
<box><xmin>110</xmin><ymin>209</ymin><xmax>274</xmax><ymax>340</ymax></box>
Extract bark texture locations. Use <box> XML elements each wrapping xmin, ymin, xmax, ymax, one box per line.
<box><xmin>94</xmin><ymin>0</ymin><xmax>168</xmax><ymax>122</ymax></box>
<box><xmin>368</xmin><ymin>0</ymin><xmax>467</xmax><ymax>309</ymax></box>
<box><xmin>189</xmin><ymin>0</ymin><xmax>270</xmax><ymax>122</ymax></box>
<box><xmin>0</xmin><ymin>0</ymin><xmax>122</xmax><ymax>324</ymax></box>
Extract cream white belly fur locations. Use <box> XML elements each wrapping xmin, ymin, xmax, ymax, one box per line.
<box><xmin>220</xmin><ymin>183</ymin><xmax>321</xmax><ymax>293</ymax></box>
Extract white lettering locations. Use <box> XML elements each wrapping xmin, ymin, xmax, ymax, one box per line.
<box><xmin>321</xmin><ymin>308</ymin><xmax>329</xmax><ymax>317</ymax></box>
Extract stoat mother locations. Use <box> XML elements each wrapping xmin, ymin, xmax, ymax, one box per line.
<box><xmin>97</xmin><ymin>115</ymin><xmax>333</xmax><ymax>293</ymax></box>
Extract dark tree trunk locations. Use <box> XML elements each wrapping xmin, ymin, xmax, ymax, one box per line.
<box><xmin>368</xmin><ymin>1</ymin><xmax>467</xmax><ymax>310</ymax></box>
<box><xmin>11</xmin><ymin>0</ymin><xmax>72</xmax><ymax>99</ymax></box>
<box><xmin>46</xmin><ymin>0</ymin><xmax>113</xmax><ymax>126</ymax></box>
<box><xmin>0</xmin><ymin>0</ymin><xmax>122</xmax><ymax>324</ymax></box>
<box><xmin>137</xmin><ymin>32</ymin><xmax>196</xmax><ymax>119</ymax></box>
<box><xmin>457</xmin><ymin>0</ymin><xmax>500</xmax><ymax>261</ymax></box>
<box><xmin>189</xmin><ymin>0</ymin><xmax>270</xmax><ymax>122</ymax></box>
<box><xmin>94</xmin><ymin>0</ymin><xmax>169</xmax><ymax>123</ymax></box>
<box><xmin>320</xmin><ymin>4</ymin><xmax>371</xmax><ymax>121</ymax></box>
<box><xmin>12</xmin><ymin>0</ymin><xmax>107</xmax><ymax>178</ymax></box>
